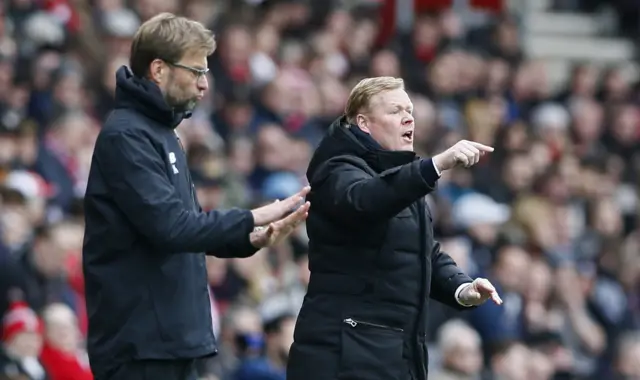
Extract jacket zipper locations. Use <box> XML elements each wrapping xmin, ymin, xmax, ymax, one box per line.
<box><xmin>415</xmin><ymin>198</ymin><xmax>428</xmax><ymax>380</ymax></box>
<box><xmin>343</xmin><ymin>318</ymin><xmax>404</xmax><ymax>333</ymax></box>
<box><xmin>174</xmin><ymin>132</ymin><xmax>198</xmax><ymax>208</ymax></box>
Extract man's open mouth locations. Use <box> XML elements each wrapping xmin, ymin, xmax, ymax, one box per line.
<box><xmin>402</xmin><ymin>130</ymin><xmax>413</xmax><ymax>140</ymax></box>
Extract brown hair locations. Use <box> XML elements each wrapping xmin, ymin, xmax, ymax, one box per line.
<box><xmin>344</xmin><ymin>76</ymin><xmax>404</xmax><ymax>124</ymax></box>
<box><xmin>129</xmin><ymin>12</ymin><xmax>216</xmax><ymax>78</ymax></box>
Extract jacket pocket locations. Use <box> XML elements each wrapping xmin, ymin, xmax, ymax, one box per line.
<box><xmin>338</xmin><ymin>317</ymin><xmax>405</xmax><ymax>380</ymax></box>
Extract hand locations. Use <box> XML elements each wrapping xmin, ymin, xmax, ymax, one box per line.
<box><xmin>250</xmin><ymin>201</ymin><xmax>310</xmax><ymax>248</ymax></box>
<box><xmin>458</xmin><ymin>278</ymin><xmax>503</xmax><ymax>306</ymax></box>
<box><xmin>432</xmin><ymin>140</ymin><xmax>494</xmax><ymax>172</ymax></box>
<box><xmin>251</xmin><ymin>186</ymin><xmax>311</xmax><ymax>226</ymax></box>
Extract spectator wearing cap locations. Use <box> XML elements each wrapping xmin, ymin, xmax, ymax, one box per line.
<box><xmin>531</xmin><ymin>102</ymin><xmax>571</xmax><ymax>162</ymax></box>
<box><xmin>0</xmin><ymin>187</ymin><xmax>33</xmax><ymax>258</ymax></box>
<box><xmin>451</xmin><ymin>192</ymin><xmax>511</xmax><ymax>271</ymax></box>
<box><xmin>4</xmin><ymin>170</ymin><xmax>55</xmax><ymax>226</ymax></box>
<box><xmin>0</xmin><ymin>299</ymin><xmax>48</xmax><ymax>380</ymax></box>
<box><xmin>100</xmin><ymin>8</ymin><xmax>140</xmax><ymax>58</ymax></box>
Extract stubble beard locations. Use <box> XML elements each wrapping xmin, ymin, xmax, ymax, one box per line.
<box><xmin>165</xmin><ymin>91</ymin><xmax>199</xmax><ymax>114</ymax></box>
<box><xmin>164</xmin><ymin>77</ymin><xmax>199</xmax><ymax>113</ymax></box>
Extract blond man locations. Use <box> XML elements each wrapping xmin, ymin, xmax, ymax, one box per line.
<box><xmin>83</xmin><ymin>13</ymin><xmax>309</xmax><ymax>380</ymax></box>
<box><xmin>287</xmin><ymin>77</ymin><xmax>501</xmax><ymax>380</ymax></box>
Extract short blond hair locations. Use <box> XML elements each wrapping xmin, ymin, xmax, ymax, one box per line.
<box><xmin>345</xmin><ymin>77</ymin><xmax>404</xmax><ymax>123</ymax></box>
<box><xmin>130</xmin><ymin>13</ymin><xmax>216</xmax><ymax>77</ymax></box>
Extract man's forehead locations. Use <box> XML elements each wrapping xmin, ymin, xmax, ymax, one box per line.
<box><xmin>180</xmin><ymin>51</ymin><xmax>208</xmax><ymax>68</ymax></box>
<box><xmin>373</xmin><ymin>89</ymin><xmax>412</xmax><ymax>106</ymax></box>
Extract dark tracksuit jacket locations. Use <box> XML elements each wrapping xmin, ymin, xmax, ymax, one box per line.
<box><xmin>286</xmin><ymin>116</ymin><xmax>474</xmax><ymax>380</ymax></box>
<box><xmin>82</xmin><ymin>66</ymin><xmax>258</xmax><ymax>379</ymax></box>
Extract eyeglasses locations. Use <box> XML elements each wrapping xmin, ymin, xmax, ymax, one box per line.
<box><xmin>166</xmin><ymin>61</ymin><xmax>209</xmax><ymax>79</ymax></box>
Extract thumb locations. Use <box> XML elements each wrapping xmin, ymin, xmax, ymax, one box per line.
<box><xmin>466</xmin><ymin>287</ymin><xmax>482</xmax><ymax>300</ymax></box>
<box><xmin>476</xmin><ymin>279</ymin><xmax>498</xmax><ymax>295</ymax></box>
<box><xmin>267</xmin><ymin>223</ymin><xmax>276</xmax><ymax>236</ymax></box>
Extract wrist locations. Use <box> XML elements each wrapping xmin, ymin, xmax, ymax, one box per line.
<box><xmin>249</xmin><ymin>226</ymin><xmax>268</xmax><ymax>248</ymax></box>
<box><xmin>250</xmin><ymin>208</ymin><xmax>266</xmax><ymax>226</ymax></box>
<box><xmin>432</xmin><ymin>154</ymin><xmax>444</xmax><ymax>173</ymax></box>
<box><xmin>249</xmin><ymin>230</ymin><xmax>262</xmax><ymax>248</ymax></box>
<box><xmin>432</xmin><ymin>159</ymin><xmax>441</xmax><ymax>177</ymax></box>
<box><xmin>455</xmin><ymin>283</ymin><xmax>473</xmax><ymax>307</ymax></box>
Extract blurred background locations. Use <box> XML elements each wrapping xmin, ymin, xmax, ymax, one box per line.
<box><xmin>0</xmin><ymin>0</ymin><xmax>639</xmax><ymax>379</ymax></box>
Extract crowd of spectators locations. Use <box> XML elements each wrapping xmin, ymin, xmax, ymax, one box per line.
<box><xmin>0</xmin><ymin>0</ymin><xmax>638</xmax><ymax>379</ymax></box>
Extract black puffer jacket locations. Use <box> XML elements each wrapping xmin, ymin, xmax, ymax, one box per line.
<box><xmin>287</xmin><ymin>116</ymin><xmax>473</xmax><ymax>380</ymax></box>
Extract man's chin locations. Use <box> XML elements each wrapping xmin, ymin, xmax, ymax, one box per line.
<box><xmin>174</xmin><ymin>99</ymin><xmax>199</xmax><ymax>113</ymax></box>
<box><xmin>399</xmin><ymin>143</ymin><xmax>414</xmax><ymax>152</ymax></box>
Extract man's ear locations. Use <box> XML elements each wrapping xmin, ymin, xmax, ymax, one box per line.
<box><xmin>356</xmin><ymin>114</ymin><xmax>370</xmax><ymax>133</ymax></box>
<box><xmin>149</xmin><ymin>59</ymin><xmax>166</xmax><ymax>84</ymax></box>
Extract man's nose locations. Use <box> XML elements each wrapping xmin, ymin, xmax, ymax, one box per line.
<box><xmin>197</xmin><ymin>76</ymin><xmax>209</xmax><ymax>92</ymax></box>
<box><xmin>403</xmin><ymin>115</ymin><xmax>414</xmax><ymax>125</ymax></box>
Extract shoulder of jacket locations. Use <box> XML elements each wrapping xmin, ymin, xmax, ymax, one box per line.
<box><xmin>104</xmin><ymin>108</ymin><xmax>165</xmax><ymax>135</ymax></box>
<box><xmin>325</xmin><ymin>154</ymin><xmax>369</xmax><ymax>169</ymax></box>
<box><xmin>103</xmin><ymin>108</ymin><xmax>143</xmax><ymax>130</ymax></box>
<box><xmin>310</xmin><ymin>154</ymin><xmax>374</xmax><ymax>185</ymax></box>
<box><xmin>97</xmin><ymin>122</ymin><xmax>160</xmax><ymax>152</ymax></box>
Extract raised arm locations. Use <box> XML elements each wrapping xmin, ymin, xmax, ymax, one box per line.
<box><xmin>95</xmin><ymin>130</ymin><xmax>255</xmax><ymax>255</ymax></box>
<box><xmin>310</xmin><ymin>155</ymin><xmax>440</xmax><ymax>224</ymax></box>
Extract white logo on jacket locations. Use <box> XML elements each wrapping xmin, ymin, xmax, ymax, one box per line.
<box><xmin>169</xmin><ymin>152</ymin><xmax>179</xmax><ymax>174</ymax></box>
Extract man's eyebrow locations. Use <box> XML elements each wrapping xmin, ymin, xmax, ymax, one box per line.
<box><xmin>391</xmin><ymin>103</ymin><xmax>413</xmax><ymax>110</ymax></box>
<box><xmin>185</xmin><ymin>63</ymin><xmax>207</xmax><ymax>70</ymax></box>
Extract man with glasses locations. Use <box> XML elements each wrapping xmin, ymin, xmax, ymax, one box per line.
<box><xmin>82</xmin><ymin>13</ymin><xmax>310</xmax><ymax>380</ymax></box>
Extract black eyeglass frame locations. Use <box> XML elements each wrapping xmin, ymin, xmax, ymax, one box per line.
<box><xmin>166</xmin><ymin>61</ymin><xmax>209</xmax><ymax>78</ymax></box>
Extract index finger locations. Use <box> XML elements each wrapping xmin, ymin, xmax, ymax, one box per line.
<box><xmin>296</xmin><ymin>186</ymin><xmax>311</xmax><ymax>197</ymax></box>
<box><xmin>287</xmin><ymin>186</ymin><xmax>311</xmax><ymax>203</ymax></box>
<box><xmin>278</xmin><ymin>201</ymin><xmax>310</xmax><ymax>226</ymax></box>
<box><xmin>279</xmin><ymin>186</ymin><xmax>311</xmax><ymax>208</ymax></box>
<box><xmin>477</xmin><ymin>279</ymin><xmax>496</xmax><ymax>292</ymax></box>
<box><xmin>468</xmin><ymin>141</ymin><xmax>494</xmax><ymax>152</ymax></box>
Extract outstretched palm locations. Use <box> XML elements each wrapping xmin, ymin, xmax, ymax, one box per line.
<box><xmin>251</xmin><ymin>201</ymin><xmax>310</xmax><ymax>248</ymax></box>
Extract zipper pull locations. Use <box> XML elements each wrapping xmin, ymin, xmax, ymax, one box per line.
<box><xmin>343</xmin><ymin>318</ymin><xmax>357</xmax><ymax>327</ymax></box>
